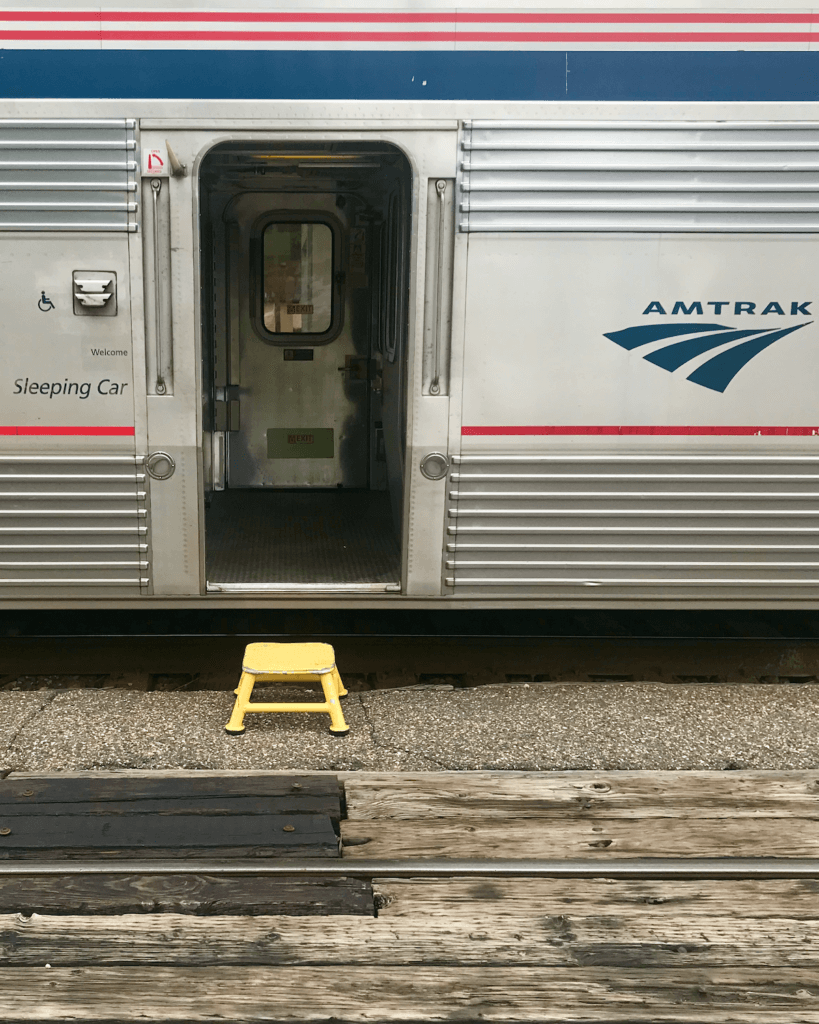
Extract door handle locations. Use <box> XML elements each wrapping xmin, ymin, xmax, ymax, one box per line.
<box><xmin>429</xmin><ymin>180</ymin><xmax>447</xmax><ymax>395</ymax></box>
<box><xmin>145</xmin><ymin>176</ymin><xmax>174</xmax><ymax>396</ymax></box>
<box><xmin>337</xmin><ymin>357</ymin><xmax>370</xmax><ymax>381</ymax></box>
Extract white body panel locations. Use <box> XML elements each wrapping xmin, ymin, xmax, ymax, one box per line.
<box><xmin>461</xmin><ymin>235</ymin><xmax>819</xmax><ymax>430</ymax></box>
<box><xmin>0</xmin><ymin>236</ymin><xmax>135</xmax><ymax>434</ymax></box>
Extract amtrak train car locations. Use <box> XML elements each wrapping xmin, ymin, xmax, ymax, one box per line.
<box><xmin>0</xmin><ymin>1</ymin><xmax>817</xmax><ymax>609</ymax></box>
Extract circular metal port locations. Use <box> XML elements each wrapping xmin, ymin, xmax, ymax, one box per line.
<box><xmin>146</xmin><ymin>451</ymin><xmax>176</xmax><ymax>481</ymax></box>
<box><xmin>420</xmin><ymin>452</ymin><xmax>449</xmax><ymax>481</ymax></box>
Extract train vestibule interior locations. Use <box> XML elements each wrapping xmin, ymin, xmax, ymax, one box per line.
<box><xmin>199</xmin><ymin>141</ymin><xmax>411</xmax><ymax>592</ymax></box>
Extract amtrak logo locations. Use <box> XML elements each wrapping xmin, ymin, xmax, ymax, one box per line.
<box><xmin>605</xmin><ymin>303</ymin><xmax>812</xmax><ymax>393</ymax></box>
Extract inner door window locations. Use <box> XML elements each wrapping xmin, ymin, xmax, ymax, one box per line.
<box><xmin>262</xmin><ymin>221</ymin><xmax>333</xmax><ymax>335</ymax></box>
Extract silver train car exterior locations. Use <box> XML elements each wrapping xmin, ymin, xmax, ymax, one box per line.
<box><xmin>0</xmin><ymin>1</ymin><xmax>817</xmax><ymax>610</ymax></box>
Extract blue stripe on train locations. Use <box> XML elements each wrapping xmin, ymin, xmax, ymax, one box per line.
<box><xmin>0</xmin><ymin>50</ymin><xmax>817</xmax><ymax>101</ymax></box>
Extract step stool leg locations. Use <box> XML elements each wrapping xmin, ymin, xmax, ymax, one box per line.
<box><xmin>331</xmin><ymin>665</ymin><xmax>348</xmax><ymax>699</ymax></box>
<box><xmin>320</xmin><ymin>672</ymin><xmax>349</xmax><ymax>735</ymax></box>
<box><xmin>225</xmin><ymin>671</ymin><xmax>255</xmax><ymax>735</ymax></box>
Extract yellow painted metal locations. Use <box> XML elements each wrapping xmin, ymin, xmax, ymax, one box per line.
<box><xmin>242</xmin><ymin>642</ymin><xmax>336</xmax><ymax>675</ymax></box>
<box><xmin>225</xmin><ymin>642</ymin><xmax>349</xmax><ymax>736</ymax></box>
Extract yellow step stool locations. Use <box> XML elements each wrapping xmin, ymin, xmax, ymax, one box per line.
<box><xmin>225</xmin><ymin>642</ymin><xmax>349</xmax><ymax>737</ymax></box>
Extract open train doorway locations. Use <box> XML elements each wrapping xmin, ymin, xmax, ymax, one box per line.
<box><xmin>200</xmin><ymin>141</ymin><xmax>411</xmax><ymax>593</ymax></box>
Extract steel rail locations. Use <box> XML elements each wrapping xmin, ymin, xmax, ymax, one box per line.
<box><xmin>1</xmin><ymin>858</ymin><xmax>819</xmax><ymax>879</ymax></box>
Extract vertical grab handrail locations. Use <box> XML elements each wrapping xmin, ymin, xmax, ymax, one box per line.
<box><xmin>151</xmin><ymin>178</ymin><xmax>166</xmax><ymax>396</ymax></box>
<box><xmin>429</xmin><ymin>179</ymin><xmax>447</xmax><ymax>396</ymax></box>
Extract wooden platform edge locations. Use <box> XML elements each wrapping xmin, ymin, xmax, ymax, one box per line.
<box><xmin>0</xmin><ymin>966</ymin><xmax>818</xmax><ymax>1022</ymax></box>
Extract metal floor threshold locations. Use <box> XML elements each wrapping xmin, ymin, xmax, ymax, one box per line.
<box><xmin>207</xmin><ymin>581</ymin><xmax>401</xmax><ymax>593</ymax></box>
<box><xmin>205</xmin><ymin>488</ymin><xmax>401</xmax><ymax>587</ymax></box>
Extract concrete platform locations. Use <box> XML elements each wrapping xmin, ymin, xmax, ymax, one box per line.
<box><xmin>0</xmin><ymin>691</ymin><xmax>54</xmax><ymax>752</ymax></box>
<box><xmin>2</xmin><ymin>681</ymin><xmax>819</xmax><ymax>773</ymax></box>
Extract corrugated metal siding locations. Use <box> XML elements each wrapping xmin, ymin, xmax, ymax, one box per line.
<box><xmin>0</xmin><ymin>456</ymin><xmax>148</xmax><ymax>588</ymax></box>
<box><xmin>447</xmin><ymin>454</ymin><xmax>819</xmax><ymax>599</ymax></box>
<box><xmin>0</xmin><ymin>119</ymin><xmax>137</xmax><ymax>231</ymax></box>
<box><xmin>457</xmin><ymin>120</ymin><xmax>819</xmax><ymax>233</ymax></box>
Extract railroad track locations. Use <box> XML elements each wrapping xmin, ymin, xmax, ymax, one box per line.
<box><xmin>0</xmin><ymin>769</ymin><xmax>818</xmax><ymax>1022</ymax></box>
<box><xmin>4</xmin><ymin>856</ymin><xmax>819</xmax><ymax>877</ymax></box>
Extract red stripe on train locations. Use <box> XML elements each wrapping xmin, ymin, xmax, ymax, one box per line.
<box><xmin>0</xmin><ymin>30</ymin><xmax>815</xmax><ymax>43</ymax></box>
<box><xmin>0</xmin><ymin>426</ymin><xmax>135</xmax><ymax>436</ymax></box>
<box><xmin>0</xmin><ymin>11</ymin><xmax>815</xmax><ymax>24</ymax></box>
<box><xmin>462</xmin><ymin>426</ymin><xmax>819</xmax><ymax>437</ymax></box>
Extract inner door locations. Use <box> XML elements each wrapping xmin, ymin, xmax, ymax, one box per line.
<box><xmin>227</xmin><ymin>199</ymin><xmax>369</xmax><ymax>489</ymax></box>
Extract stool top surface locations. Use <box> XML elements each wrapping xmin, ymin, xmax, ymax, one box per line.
<box><xmin>242</xmin><ymin>641</ymin><xmax>336</xmax><ymax>675</ymax></box>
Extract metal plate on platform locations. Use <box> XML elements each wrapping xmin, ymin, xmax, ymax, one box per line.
<box><xmin>0</xmin><ymin>773</ymin><xmax>342</xmax><ymax>860</ymax></box>
<box><xmin>0</xmin><ymin>773</ymin><xmax>341</xmax><ymax>817</ymax></box>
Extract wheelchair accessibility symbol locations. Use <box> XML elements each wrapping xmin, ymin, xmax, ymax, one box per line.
<box><xmin>38</xmin><ymin>291</ymin><xmax>54</xmax><ymax>312</ymax></box>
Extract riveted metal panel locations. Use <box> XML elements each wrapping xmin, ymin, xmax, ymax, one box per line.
<box><xmin>447</xmin><ymin>453</ymin><xmax>819</xmax><ymax>600</ymax></box>
<box><xmin>457</xmin><ymin>120</ymin><xmax>819</xmax><ymax>233</ymax></box>
<box><xmin>0</xmin><ymin>119</ymin><xmax>137</xmax><ymax>231</ymax></box>
<box><xmin>0</xmin><ymin>455</ymin><xmax>149</xmax><ymax>590</ymax></box>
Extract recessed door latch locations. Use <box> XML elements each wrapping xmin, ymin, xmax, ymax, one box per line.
<box><xmin>420</xmin><ymin>452</ymin><xmax>449</xmax><ymax>481</ymax></box>
<box><xmin>214</xmin><ymin>385</ymin><xmax>241</xmax><ymax>432</ymax></box>
<box><xmin>73</xmin><ymin>271</ymin><xmax>117</xmax><ymax>316</ymax></box>
<box><xmin>146</xmin><ymin>451</ymin><xmax>176</xmax><ymax>480</ymax></box>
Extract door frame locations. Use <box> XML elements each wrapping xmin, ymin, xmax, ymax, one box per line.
<box><xmin>140</xmin><ymin>126</ymin><xmax>458</xmax><ymax>599</ymax></box>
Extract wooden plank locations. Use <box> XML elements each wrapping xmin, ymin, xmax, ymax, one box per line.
<box><xmin>344</xmin><ymin>770</ymin><xmax>819</xmax><ymax>819</ymax></box>
<box><xmin>341</xmin><ymin>816</ymin><xmax>819</xmax><ymax>858</ymax></box>
<box><xmin>0</xmin><ymin>773</ymin><xmax>340</xmax><ymax>818</ymax></box>
<box><xmin>373</xmin><ymin>877</ymin><xmax>819</xmax><ymax>919</ymax></box>
<box><xmin>0</xmin><ymin>813</ymin><xmax>339</xmax><ymax>858</ymax></box>
<box><xmin>0</xmin><ymin>874</ymin><xmax>373</xmax><ymax>916</ymax></box>
<box><xmin>0</xmin><ymin>846</ymin><xmax>334</xmax><ymax>861</ymax></box>
<box><xmin>0</xmin><ymin>966</ymin><xmax>817</xmax><ymax>1021</ymax></box>
<box><xmin>4</xmin><ymin>770</ymin><xmax>338</xmax><ymax>780</ymax></box>
<box><xmin>1</xmin><ymin>908</ymin><xmax>819</xmax><ymax>967</ymax></box>
<box><xmin>0</xmin><ymin>796</ymin><xmax>333</xmax><ymax>817</ymax></box>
